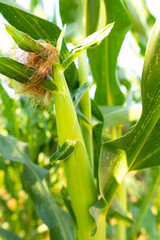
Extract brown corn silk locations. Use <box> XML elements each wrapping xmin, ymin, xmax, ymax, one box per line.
<box><xmin>15</xmin><ymin>41</ymin><xmax>59</xmax><ymax>101</ymax></box>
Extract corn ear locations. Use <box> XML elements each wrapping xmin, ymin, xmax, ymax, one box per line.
<box><xmin>53</xmin><ymin>61</ymin><xmax>97</xmax><ymax>240</ymax></box>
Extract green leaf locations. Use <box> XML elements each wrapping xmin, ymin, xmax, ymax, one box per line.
<box><xmin>0</xmin><ymin>57</ymin><xmax>58</xmax><ymax>93</ymax></box>
<box><xmin>107</xmin><ymin>197</ymin><xmax>133</xmax><ymax>225</ymax></box>
<box><xmin>91</xmin><ymin>100</ymin><xmax>104</xmax><ymax>180</ymax></box>
<box><xmin>99</xmin><ymin>104</ymin><xmax>142</xmax><ymax>128</ymax></box>
<box><xmin>0</xmin><ymin>84</ymin><xmax>17</xmax><ymax>135</ymax></box>
<box><xmin>0</xmin><ymin>227</ymin><xmax>22</xmax><ymax>240</ymax></box>
<box><xmin>6</xmin><ymin>24</ymin><xmax>45</xmax><ymax>53</ymax></box>
<box><xmin>0</xmin><ymin>0</ymin><xmax>60</xmax><ymax>42</ymax></box>
<box><xmin>76</xmin><ymin>102</ymin><xmax>104</xmax><ymax>171</ymax></box>
<box><xmin>89</xmin><ymin>198</ymin><xmax>107</xmax><ymax>235</ymax></box>
<box><xmin>42</xmin><ymin>75</ymin><xmax>58</xmax><ymax>92</ymax></box>
<box><xmin>0</xmin><ymin>0</ymin><xmax>78</xmax><ymax>90</ymax></box>
<box><xmin>0</xmin><ymin>57</ymin><xmax>34</xmax><ymax>83</ymax></box>
<box><xmin>61</xmin><ymin>187</ymin><xmax>77</xmax><ymax>227</ymax></box>
<box><xmin>88</xmin><ymin>0</ymin><xmax>131</xmax><ymax>105</ymax></box>
<box><xmin>86</xmin><ymin>0</ymin><xmax>100</xmax><ymax>36</ymax></box>
<box><xmin>89</xmin><ymin>196</ymin><xmax>133</xmax><ymax>237</ymax></box>
<box><xmin>128</xmin><ymin>168</ymin><xmax>160</xmax><ymax>240</ymax></box>
<box><xmin>30</xmin><ymin>0</ymin><xmax>42</xmax><ymax>11</ymax></box>
<box><xmin>50</xmin><ymin>140</ymin><xmax>76</xmax><ymax>164</ymax></box>
<box><xmin>0</xmin><ymin>134</ymin><xmax>73</xmax><ymax>240</ymax></box>
<box><xmin>59</xmin><ymin>0</ymin><xmax>83</xmax><ymax>42</ymax></box>
<box><xmin>56</xmin><ymin>25</ymin><xmax>66</xmax><ymax>54</ymax></box>
<box><xmin>53</xmin><ymin>62</ymin><xmax>97</xmax><ymax>238</ymax></box>
<box><xmin>72</xmin><ymin>82</ymin><xmax>91</xmax><ymax>107</ymax></box>
<box><xmin>76</xmin><ymin>108</ymin><xmax>93</xmax><ymax>127</ymax></box>
<box><xmin>61</xmin><ymin>24</ymin><xmax>114</xmax><ymax>71</ymax></box>
<box><xmin>99</xmin><ymin>19</ymin><xmax>160</xmax><ymax>207</ymax></box>
<box><xmin>59</xmin><ymin>0</ymin><xmax>100</xmax><ymax>41</ymax></box>
<box><xmin>123</xmin><ymin>0</ymin><xmax>155</xmax><ymax>54</ymax></box>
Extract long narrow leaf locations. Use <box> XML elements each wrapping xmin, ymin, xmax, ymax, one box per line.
<box><xmin>50</xmin><ymin>140</ymin><xmax>76</xmax><ymax>164</ymax></box>
<box><xmin>88</xmin><ymin>0</ymin><xmax>130</xmax><ymax>105</ymax></box>
<box><xmin>99</xmin><ymin>104</ymin><xmax>142</xmax><ymax>128</ymax></box>
<box><xmin>123</xmin><ymin>0</ymin><xmax>155</xmax><ymax>53</ymax></box>
<box><xmin>0</xmin><ymin>227</ymin><xmax>22</xmax><ymax>240</ymax></box>
<box><xmin>91</xmin><ymin>100</ymin><xmax>104</xmax><ymax>180</ymax></box>
<box><xmin>59</xmin><ymin>0</ymin><xmax>100</xmax><ymax>41</ymax></box>
<box><xmin>0</xmin><ymin>0</ymin><xmax>78</xmax><ymax>90</ymax></box>
<box><xmin>72</xmin><ymin>82</ymin><xmax>91</xmax><ymax>107</ymax></box>
<box><xmin>0</xmin><ymin>84</ymin><xmax>17</xmax><ymax>135</ymax></box>
<box><xmin>99</xmin><ymin>19</ymin><xmax>160</xmax><ymax>207</ymax></box>
<box><xmin>86</xmin><ymin>0</ymin><xmax>100</xmax><ymax>36</ymax></box>
<box><xmin>0</xmin><ymin>135</ymin><xmax>73</xmax><ymax>240</ymax></box>
<box><xmin>61</xmin><ymin>24</ymin><xmax>113</xmax><ymax>71</ymax></box>
<box><xmin>6</xmin><ymin>24</ymin><xmax>45</xmax><ymax>53</ymax></box>
<box><xmin>0</xmin><ymin>57</ymin><xmax>58</xmax><ymax>93</ymax></box>
<box><xmin>59</xmin><ymin>0</ymin><xmax>83</xmax><ymax>42</ymax></box>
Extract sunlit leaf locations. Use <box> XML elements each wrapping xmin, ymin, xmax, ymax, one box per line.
<box><xmin>59</xmin><ymin>0</ymin><xmax>100</xmax><ymax>42</ymax></box>
<box><xmin>99</xmin><ymin>104</ymin><xmax>142</xmax><ymax>128</ymax></box>
<box><xmin>59</xmin><ymin>0</ymin><xmax>83</xmax><ymax>42</ymax></box>
<box><xmin>99</xmin><ymin>19</ymin><xmax>160</xmax><ymax>208</ymax></box>
<box><xmin>88</xmin><ymin>0</ymin><xmax>131</xmax><ymax>105</ymax></box>
<box><xmin>30</xmin><ymin>0</ymin><xmax>42</xmax><ymax>12</ymax></box>
<box><xmin>6</xmin><ymin>24</ymin><xmax>45</xmax><ymax>53</ymax></box>
<box><xmin>123</xmin><ymin>0</ymin><xmax>155</xmax><ymax>54</ymax></box>
<box><xmin>0</xmin><ymin>0</ymin><xmax>78</xmax><ymax>90</ymax></box>
<box><xmin>61</xmin><ymin>24</ymin><xmax>114</xmax><ymax>71</ymax></box>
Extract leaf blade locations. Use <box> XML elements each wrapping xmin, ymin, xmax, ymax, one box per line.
<box><xmin>50</xmin><ymin>140</ymin><xmax>76</xmax><ymax>164</ymax></box>
<box><xmin>0</xmin><ymin>0</ymin><xmax>78</xmax><ymax>90</ymax></box>
<box><xmin>99</xmin><ymin>104</ymin><xmax>142</xmax><ymax>128</ymax></box>
<box><xmin>0</xmin><ymin>227</ymin><xmax>22</xmax><ymax>240</ymax></box>
<box><xmin>99</xmin><ymin>18</ymin><xmax>160</xmax><ymax>207</ymax></box>
<box><xmin>72</xmin><ymin>81</ymin><xmax>91</xmax><ymax>107</ymax></box>
<box><xmin>0</xmin><ymin>135</ymin><xmax>73</xmax><ymax>240</ymax></box>
<box><xmin>88</xmin><ymin>0</ymin><xmax>131</xmax><ymax>105</ymax></box>
<box><xmin>0</xmin><ymin>57</ymin><xmax>58</xmax><ymax>93</ymax></box>
<box><xmin>61</xmin><ymin>24</ymin><xmax>113</xmax><ymax>71</ymax></box>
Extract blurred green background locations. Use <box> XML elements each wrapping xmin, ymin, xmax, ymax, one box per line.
<box><xmin>0</xmin><ymin>1</ymin><xmax>160</xmax><ymax>240</ymax></box>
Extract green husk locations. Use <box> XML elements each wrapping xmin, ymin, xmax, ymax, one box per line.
<box><xmin>53</xmin><ymin>61</ymin><xmax>97</xmax><ymax>240</ymax></box>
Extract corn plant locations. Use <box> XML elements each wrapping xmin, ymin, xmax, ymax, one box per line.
<box><xmin>0</xmin><ymin>0</ymin><xmax>160</xmax><ymax>240</ymax></box>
